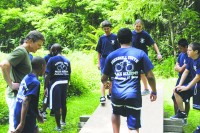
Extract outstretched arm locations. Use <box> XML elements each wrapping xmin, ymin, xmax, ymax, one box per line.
<box><xmin>153</xmin><ymin>43</ymin><xmax>162</xmax><ymax>60</ymax></box>
<box><xmin>97</xmin><ymin>53</ymin><xmax>101</xmax><ymax>70</ymax></box>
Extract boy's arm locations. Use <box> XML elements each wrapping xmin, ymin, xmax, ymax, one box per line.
<box><xmin>177</xmin><ymin>69</ymin><xmax>189</xmax><ymax>86</ymax></box>
<box><xmin>44</xmin><ymin>73</ymin><xmax>50</xmax><ymax>91</ymax></box>
<box><xmin>14</xmin><ymin>96</ymin><xmax>31</xmax><ymax>133</ymax></box>
<box><xmin>152</xmin><ymin>43</ymin><xmax>162</xmax><ymax>60</ymax></box>
<box><xmin>175</xmin><ymin>63</ymin><xmax>187</xmax><ymax>73</ymax></box>
<box><xmin>177</xmin><ymin>74</ymin><xmax>200</xmax><ymax>92</ymax></box>
<box><xmin>97</xmin><ymin>53</ymin><xmax>101</xmax><ymax>70</ymax></box>
<box><xmin>145</xmin><ymin>70</ymin><xmax>157</xmax><ymax>102</ymax></box>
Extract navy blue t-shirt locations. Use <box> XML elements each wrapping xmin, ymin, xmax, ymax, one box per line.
<box><xmin>14</xmin><ymin>73</ymin><xmax>40</xmax><ymax>130</ymax></box>
<box><xmin>177</xmin><ymin>52</ymin><xmax>192</xmax><ymax>84</ymax></box>
<box><xmin>103</xmin><ymin>47</ymin><xmax>154</xmax><ymax>107</ymax></box>
<box><xmin>96</xmin><ymin>33</ymin><xmax>120</xmax><ymax>58</ymax></box>
<box><xmin>132</xmin><ymin>30</ymin><xmax>154</xmax><ymax>55</ymax></box>
<box><xmin>44</xmin><ymin>54</ymin><xmax>52</xmax><ymax>63</ymax></box>
<box><xmin>46</xmin><ymin>55</ymin><xmax>71</xmax><ymax>82</ymax></box>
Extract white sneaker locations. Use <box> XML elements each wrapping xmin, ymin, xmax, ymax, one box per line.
<box><xmin>60</xmin><ymin>121</ymin><xmax>66</xmax><ymax>127</ymax></box>
<box><xmin>141</xmin><ymin>89</ymin><xmax>150</xmax><ymax>96</ymax></box>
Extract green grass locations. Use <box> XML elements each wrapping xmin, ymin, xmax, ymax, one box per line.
<box><xmin>0</xmin><ymin>90</ymin><xmax>100</xmax><ymax>133</ymax></box>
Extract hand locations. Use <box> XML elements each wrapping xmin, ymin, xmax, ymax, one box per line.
<box><xmin>175</xmin><ymin>86</ymin><xmax>188</xmax><ymax>92</ymax></box>
<box><xmin>103</xmin><ymin>81</ymin><xmax>111</xmax><ymax>89</ymax></box>
<box><xmin>37</xmin><ymin>113</ymin><xmax>44</xmax><ymax>123</ymax></box>
<box><xmin>10</xmin><ymin>82</ymin><xmax>20</xmax><ymax>90</ymax></box>
<box><xmin>150</xmin><ymin>92</ymin><xmax>157</xmax><ymax>102</ymax></box>
<box><xmin>157</xmin><ymin>54</ymin><xmax>162</xmax><ymax>60</ymax></box>
<box><xmin>14</xmin><ymin>123</ymin><xmax>24</xmax><ymax>133</ymax></box>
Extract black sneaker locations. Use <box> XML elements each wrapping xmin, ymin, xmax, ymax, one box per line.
<box><xmin>170</xmin><ymin>110</ymin><xmax>187</xmax><ymax>119</ymax></box>
<box><xmin>107</xmin><ymin>94</ymin><xmax>111</xmax><ymax>100</ymax></box>
<box><xmin>193</xmin><ymin>126</ymin><xmax>200</xmax><ymax>133</ymax></box>
<box><xmin>100</xmin><ymin>96</ymin><xmax>106</xmax><ymax>103</ymax></box>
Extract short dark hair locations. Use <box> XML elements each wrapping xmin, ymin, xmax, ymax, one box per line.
<box><xmin>101</xmin><ymin>20</ymin><xmax>112</xmax><ymax>28</ymax></box>
<box><xmin>117</xmin><ymin>28</ymin><xmax>132</xmax><ymax>44</ymax></box>
<box><xmin>189</xmin><ymin>42</ymin><xmax>200</xmax><ymax>54</ymax></box>
<box><xmin>178</xmin><ymin>38</ymin><xmax>188</xmax><ymax>47</ymax></box>
<box><xmin>24</xmin><ymin>30</ymin><xmax>45</xmax><ymax>43</ymax></box>
<box><xmin>31</xmin><ymin>56</ymin><xmax>46</xmax><ymax>71</ymax></box>
<box><xmin>51</xmin><ymin>43</ymin><xmax>62</xmax><ymax>56</ymax></box>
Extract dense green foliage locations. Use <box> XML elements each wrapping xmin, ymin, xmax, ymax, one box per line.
<box><xmin>0</xmin><ymin>0</ymin><xmax>199</xmax><ymax>57</ymax></box>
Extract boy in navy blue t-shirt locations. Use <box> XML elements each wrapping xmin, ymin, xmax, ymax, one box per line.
<box><xmin>96</xmin><ymin>20</ymin><xmax>120</xmax><ymax>104</ymax></box>
<box><xmin>13</xmin><ymin>56</ymin><xmax>46</xmax><ymax>133</ymax></box>
<box><xmin>132</xmin><ymin>19</ymin><xmax>162</xmax><ymax>96</ymax></box>
<box><xmin>102</xmin><ymin>28</ymin><xmax>157</xmax><ymax>133</ymax></box>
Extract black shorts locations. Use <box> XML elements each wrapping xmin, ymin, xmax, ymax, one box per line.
<box><xmin>175</xmin><ymin>87</ymin><xmax>194</xmax><ymax>103</ymax></box>
<box><xmin>111</xmin><ymin>98</ymin><xmax>141</xmax><ymax>129</ymax></box>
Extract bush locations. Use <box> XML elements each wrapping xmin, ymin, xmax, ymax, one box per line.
<box><xmin>66</xmin><ymin>51</ymin><xmax>100</xmax><ymax>97</ymax></box>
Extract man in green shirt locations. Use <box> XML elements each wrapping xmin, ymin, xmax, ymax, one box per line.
<box><xmin>0</xmin><ymin>30</ymin><xmax>45</xmax><ymax>133</ymax></box>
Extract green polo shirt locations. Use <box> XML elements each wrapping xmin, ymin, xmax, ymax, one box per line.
<box><xmin>6</xmin><ymin>46</ymin><xmax>32</xmax><ymax>98</ymax></box>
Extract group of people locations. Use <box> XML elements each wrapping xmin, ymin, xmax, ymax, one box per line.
<box><xmin>170</xmin><ymin>39</ymin><xmax>200</xmax><ymax>133</ymax></box>
<box><xmin>96</xmin><ymin>19</ymin><xmax>162</xmax><ymax>105</ymax></box>
<box><xmin>0</xmin><ymin>18</ymin><xmax>199</xmax><ymax>133</ymax></box>
<box><xmin>96</xmin><ymin>19</ymin><xmax>158</xmax><ymax>133</ymax></box>
<box><xmin>96</xmin><ymin>19</ymin><xmax>200</xmax><ymax>133</ymax></box>
<box><xmin>0</xmin><ymin>31</ymin><xmax>71</xmax><ymax>133</ymax></box>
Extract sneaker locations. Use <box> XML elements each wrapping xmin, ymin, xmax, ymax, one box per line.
<box><xmin>55</xmin><ymin>127</ymin><xmax>62</xmax><ymax>132</ymax></box>
<box><xmin>100</xmin><ymin>96</ymin><xmax>106</xmax><ymax>103</ymax></box>
<box><xmin>193</xmin><ymin>126</ymin><xmax>200</xmax><ymax>133</ymax></box>
<box><xmin>60</xmin><ymin>121</ymin><xmax>66</xmax><ymax>127</ymax></box>
<box><xmin>170</xmin><ymin>110</ymin><xmax>187</xmax><ymax>120</ymax></box>
<box><xmin>141</xmin><ymin>89</ymin><xmax>150</xmax><ymax>96</ymax></box>
<box><xmin>107</xmin><ymin>94</ymin><xmax>111</xmax><ymax>99</ymax></box>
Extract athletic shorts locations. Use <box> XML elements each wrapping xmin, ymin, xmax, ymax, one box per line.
<box><xmin>49</xmin><ymin>80</ymin><xmax>68</xmax><ymax>110</ymax></box>
<box><xmin>172</xmin><ymin>77</ymin><xmax>191</xmax><ymax>101</ymax></box>
<box><xmin>175</xmin><ymin>86</ymin><xmax>194</xmax><ymax>103</ymax></box>
<box><xmin>111</xmin><ymin>98</ymin><xmax>141</xmax><ymax>130</ymax></box>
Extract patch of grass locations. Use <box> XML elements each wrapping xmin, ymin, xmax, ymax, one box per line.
<box><xmin>37</xmin><ymin>90</ymin><xmax>100</xmax><ymax>133</ymax></box>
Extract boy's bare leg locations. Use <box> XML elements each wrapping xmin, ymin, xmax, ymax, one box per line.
<box><xmin>174</xmin><ymin>93</ymin><xmax>184</xmax><ymax>111</ymax></box>
<box><xmin>173</xmin><ymin>99</ymin><xmax>178</xmax><ymax>114</ymax></box>
<box><xmin>112</xmin><ymin>114</ymin><xmax>120</xmax><ymax>133</ymax></box>
<box><xmin>101</xmin><ymin>83</ymin><xmax>105</xmax><ymax>97</ymax></box>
